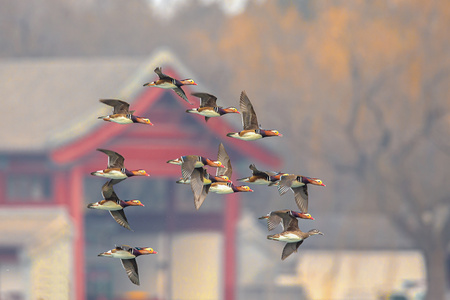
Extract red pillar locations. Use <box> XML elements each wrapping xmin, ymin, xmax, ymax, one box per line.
<box><xmin>69</xmin><ymin>166</ymin><xmax>85</xmax><ymax>300</ymax></box>
<box><xmin>224</xmin><ymin>192</ymin><xmax>239</xmax><ymax>300</ymax></box>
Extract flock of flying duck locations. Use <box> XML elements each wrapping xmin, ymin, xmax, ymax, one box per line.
<box><xmin>88</xmin><ymin>67</ymin><xmax>325</xmax><ymax>285</ymax></box>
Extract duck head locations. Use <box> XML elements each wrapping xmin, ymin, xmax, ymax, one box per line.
<box><xmin>307</xmin><ymin>177</ymin><xmax>326</xmax><ymax>186</ymax></box>
<box><xmin>235</xmin><ymin>185</ymin><xmax>253</xmax><ymax>192</ymax></box>
<box><xmin>135</xmin><ymin>247</ymin><xmax>158</xmax><ymax>255</ymax></box>
<box><xmin>125</xmin><ymin>200</ymin><xmax>145</xmax><ymax>207</ymax></box>
<box><xmin>180</xmin><ymin>79</ymin><xmax>197</xmax><ymax>86</ymax></box>
<box><xmin>135</xmin><ymin>117</ymin><xmax>153</xmax><ymax>126</ymax></box>
<box><xmin>217</xmin><ymin>175</ymin><xmax>232</xmax><ymax>183</ymax></box>
<box><xmin>132</xmin><ymin>169</ymin><xmax>150</xmax><ymax>177</ymax></box>
<box><xmin>308</xmin><ymin>229</ymin><xmax>324</xmax><ymax>236</ymax></box>
<box><xmin>290</xmin><ymin>211</ymin><xmax>314</xmax><ymax>220</ymax></box>
<box><xmin>223</xmin><ymin>107</ymin><xmax>240</xmax><ymax>114</ymax></box>
<box><xmin>263</xmin><ymin>130</ymin><xmax>283</xmax><ymax>137</ymax></box>
<box><xmin>207</xmin><ymin>159</ymin><xmax>225</xmax><ymax>168</ymax></box>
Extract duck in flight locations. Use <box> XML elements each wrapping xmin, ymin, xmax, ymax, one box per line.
<box><xmin>266</xmin><ymin>213</ymin><xmax>323</xmax><ymax>260</ymax></box>
<box><xmin>143</xmin><ymin>67</ymin><xmax>197</xmax><ymax>104</ymax></box>
<box><xmin>98</xmin><ymin>245</ymin><xmax>157</xmax><ymax>285</ymax></box>
<box><xmin>98</xmin><ymin>99</ymin><xmax>153</xmax><ymax>125</ymax></box>
<box><xmin>227</xmin><ymin>91</ymin><xmax>282</xmax><ymax>141</ymax></box>
<box><xmin>90</xmin><ymin>149</ymin><xmax>150</xmax><ymax>179</ymax></box>
<box><xmin>186</xmin><ymin>92</ymin><xmax>240</xmax><ymax>122</ymax></box>
<box><xmin>87</xmin><ymin>179</ymin><xmax>144</xmax><ymax>230</ymax></box>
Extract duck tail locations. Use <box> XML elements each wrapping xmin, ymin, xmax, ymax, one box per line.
<box><xmin>258</xmin><ymin>215</ymin><xmax>269</xmax><ymax>220</ymax></box>
<box><xmin>236</xmin><ymin>177</ymin><xmax>249</xmax><ymax>182</ymax></box>
<box><xmin>98</xmin><ymin>115</ymin><xmax>111</xmax><ymax>121</ymax></box>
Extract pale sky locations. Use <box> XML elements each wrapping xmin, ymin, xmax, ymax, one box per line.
<box><xmin>146</xmin><ymin>0</ymin><xmax>259</xmax><ymax>19</ymax></box>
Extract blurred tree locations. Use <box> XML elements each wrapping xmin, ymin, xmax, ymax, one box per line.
<box><xmin>188</xmin><ymin>1</ymin><xmax>450</xmax><ymax>299</ymax></box>
<box><xmin>1</xmin><ymin>0</ymin><xmax>449</xmax><ymax>298</ymax></box>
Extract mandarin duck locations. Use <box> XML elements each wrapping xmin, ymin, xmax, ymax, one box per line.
<box><xmin>227</xmin><ymin>91</ymin><xmax>282</xmax><ymax>141</ymax></box>
<box><xmin>277</xmin><ymin>174</ymin><xmax>325</xmax><ymax>213</ymax></box>
<box><xmin>202</xmin><ymin>143</ymin><xmax>253</xmax><ymax>195</ymax></box>
<box><xmin>186</xmin><ymin>92</ymin><xmax>240</xmax><ymax>122</ymax></box>
<box><xmin>98</xmin><ymin>99</ymin><xmax>153</xmax><ymax>125</ymax></box>
<box><xmin>143</xmin><ymin>67</ymin><xmax>197</xmax><ymax>104</ymax></box>
<box><xmin>87</xmin><ymin>179</ymin><xmax>144</xmax><ymax>230</ymax></box>
<box><xmin>267</xmin><ymin>216</ymin><xmax>323</xmax><ymax>260</ymax></box>
<box><xmin>188</xmin><ymin>143</ymin><xmax>233</xmax><ymax>209</ymax></box>
<box><xmin>259</xmin><ymin>209</ymin><xmax>314</xmax><ymax>232</ymax></box>
<box><xmin>90</xmin><ymin>149</ymin><xmax>150</xmax><ymax>179</ymax></box>
<box><xmin>98</xmin><ymin>245</ymin><xmax>157</xmax><ymax>285</ymax></box>
<box><xmin>237</xmin><ymin>164</ymin><xmax>286</xmax><ymax>185</ymax></box>
<box><xmin>167</xmin><ymin>155</ymin><xmax>224</xmax><ymax>181</ymax></box>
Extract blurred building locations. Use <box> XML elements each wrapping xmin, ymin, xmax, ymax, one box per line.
<box><xmin>0</xmin><ymin>50</ymin><xmax>281</xmax><ymax>300</ymax></box>
<box><xmin>1</xmin><ymin>50</ymin><xmax>428</xmax><ymax>300</ymax></box>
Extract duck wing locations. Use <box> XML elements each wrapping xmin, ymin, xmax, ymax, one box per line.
<box><xmin>191</xmin><ymin>92</ymin><xmax>218</xmax><ymax>108</ymax></box>
<box><xmin>97</xmin><ymin>149</ymin><xmax>125</xmax><ymax>169</ymax></box>
<box><xmin>173</xmin><ymin>87</ymin><xmax>191</xmax><ymax>104</ymax></box>
<box><xmin>277</xmin><ymin>174</ymin><xmax>297</xmax><ymax>196</ymax></box>
<box><xmin>117</xmin><ymin>244</ymin><xmax>133</xmax><ymax>251</ymax></box>
<box><xmin>259</xmin><ymin>210</ymin><xmax>293</xmax><ymax>231</ymax></box>
<box><xmin>216</xmin><ymin>143</ymin><xmax>232</xmax><ymax>178</ymax></box>
<box><xmin>194</xmin><ymin>185</ymin><xmax>210</xmax><ymax>210</ymax></box>
<box><xmin>110</xmin><ymin>210</ymin><xmax>131</xmax><ymax>231</ymax></box>
<box><xmin>190</xmin><ymin>167</ymin><xmax>206</xmax><ymax>209</ymax></box>
<box><xmin>292</xmin><ymin>185</ymin><xmax>309</xmax><ymax>213</ymax></box>
<box><xmin>240</xmin><ymin>91</ymin><xmax>259</xmax><ymax>130</ymax></box>
<box><xmin>281</xmin><ymin>241</ymin><xmax>304</xmax><ymax>261</ymax></box>
<box><xmin>154</xmin><ymin>67</ymin><xmax>172</xmax><ymax>80</ymax></box>
<box><xmin>285</xmin><ymin>217</ymin><xmax>300</xmax><ymax>232</ymax></box>
<box><xmin>101</xmin><ymin>179</ymin><xmax>125</xmax><ymax>202</ymax></box>
<box><xmin>99</xmin><ymin>99</ymin><xmax>130</xmax><ymax>114</ymax></box>
<box><xmin>181</xmin><ymin>156</ymin><xmax>198</xmax><ymax>180</ymax></box>
<box><xmin>249</xmin><ymin>164</ymin><xmax>270</xmax><ymax>179</ymax></box>
<box><xmin>275</xmin><ymin>210</ymin><xmax>299</xmax><ymax>231</ymax></box>
<box><xmin>120</xmin><ymin>258</ymin><xmax>140</xmax><ymax>285</ymax></box>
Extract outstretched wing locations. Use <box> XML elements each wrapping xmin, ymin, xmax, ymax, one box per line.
<box><xmin>277</xmin><ymin>174</ymin><xmax>296</xmax><ymax>196</ymax></box>
<box><xmin>99</xmin><ymin>99</ymin><xmax>130</xmax><ymax>114</ymax></box>
<box><xmin>110</xmin><ymin>210</ymin><xmax>132</xmax><ymax>231</ymax></box>
<box><xmin>181</xmin><ymin>156</ymin><xmax>197</xmax><ymax>180</ymax></box>
<box><xmin>190</xmin><ymin>167</ymin><xmax>205</xmax><ymax>208</ymax></box>
<box><xmin>173</xmin><ymin>87</ymin><xmax>191</xmax><ymax>104</ymax></box>
<box><xmin>216</xmin><ymin>143</ymin><xmax>232</xmax><ymax>178</ymax></box>
<box><xmin>194</xmin><ymin>185</ymin><xmax>210</xmax><ymax>210</ymax></box>
<box><xmin>101</xmin><ymin>179</ymin><xmax>125</xmax><ymax>201</ymax></box>
<box><xmin>240</xmin><ymin>91</ymin><xmax>259</xmax><ymax>130</ymax></box>
<box><xmin>281</xmin><ymin>241</ymin><xmax>304</xmax><ymax>261</ymax></box>
<box><xmin>97</xmin><ymin>149</ymin><xmax>125</xmax><ymax>169</ymax></box>
<box><xmin>154</xmin><ymin>67</ymin><xmax>172</xmax><ymax>80</ymax></box>
<box><xmin>249</xmin><ymin>164</ymin><xmax>270</xmax><ymax>179</ymax></box>
<box><xmin>260</xmin><ymin>210</ymin><xmax>296</xmax><ymax>231</ymax></box>
<box><xmin>191</xmin><ymin>92</ymin><xmax>218</xmax><ymax>108</ymax></box>
<box><xmin>120</xmin><ymin>258</ymin><xmax>140</xmax><ymax>285</ymax></box>
<box><xmin>292</xmin><ymin>185</ymin><xmax>309</xmax><ymax>213</ymax></box>
<box><xmin>285</xmin><ymin>217</ymin><xmax>300</xmax><ymax>232</ymax></box>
